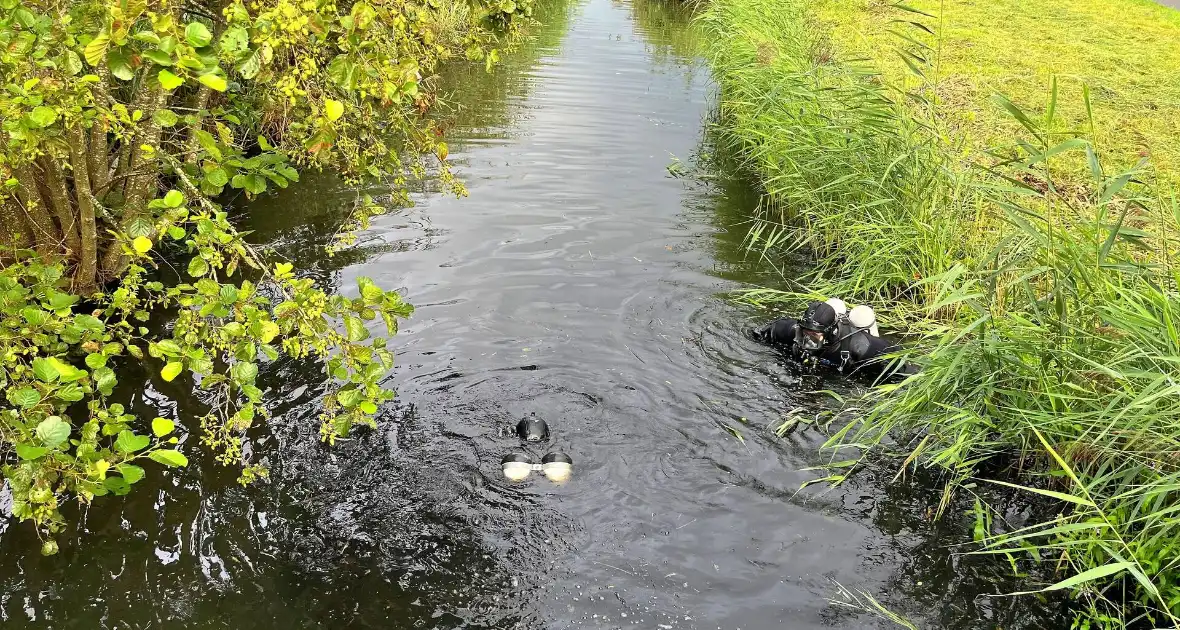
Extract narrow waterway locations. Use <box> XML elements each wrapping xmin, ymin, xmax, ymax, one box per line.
<box><xmin>0</xmin><ymin>1</ymin><xmax>1066</xmax><ymax>628</ymax></box>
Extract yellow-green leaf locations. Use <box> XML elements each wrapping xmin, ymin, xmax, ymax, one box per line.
<box><xmin>84</xmin><ymin>32</ymin><xmax>110</xmax><ymax>67</ymax></box>
<box><xmin>151</xmin><ymin>417</ymin><xmax>175</xmax><ymax>437</ymax></box>
<box><xmin>324</xmin><ymin>99</ymin><xmax>345</xmax><ymax>122</ymax></box>
<box><xmin>158</xmin><ymin>69</ymin><xmax>184</xmax><ymax>90</ymax></box>
<box><xmin>184</xmin><ymin>22</ymin><xmax>213</xmax><ymax>47</ymax></box>
<box><xmin>149</xmin><ymin>449</ymin><xmax>188</xmax><ymax>467</ymax></box>
<box><xmin>161</xmin><ymin>361</ymin><xmax>183</xmax><ymax>382</ymax></box>
<box><xmin>198</xmin><ymin>73</ymin><xmax>227</xmax><ymax>92</ymax></box>
<box><xmin>187</xmin><ymin>256</ymin><xmax>209</xmax><ymax>277</ymax></box>
<box><xmin>132</xmin><ymin>236</ymin><xmax>153</xmax><ymax>254</ymax></box>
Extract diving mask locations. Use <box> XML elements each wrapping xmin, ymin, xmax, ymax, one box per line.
<box><xmin>797</xmin><ymin>328</ymin><xmax>825</xmax><ymax>351</ymax></box>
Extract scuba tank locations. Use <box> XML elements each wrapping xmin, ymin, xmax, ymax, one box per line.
<box><xmin>828</xmin><ymin>298</ymin><xmax>879</xmax><ymax>338</ymax></box>
<box><xmin>848</xmin><ymin>305</ymin><xmax>879</xmax><ymax>337</ymax></box>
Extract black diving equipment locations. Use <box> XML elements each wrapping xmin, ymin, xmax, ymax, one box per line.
<box><xmin>516</xmin><ymin>416</ymin><xmax>550</xmax><ymax>442</ymax></box>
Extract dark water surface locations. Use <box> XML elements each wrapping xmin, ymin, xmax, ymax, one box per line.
<box><xmin>0</xmin><ymin>1</ymin><xmax>1066</xmax><ymax>628</ymax></box>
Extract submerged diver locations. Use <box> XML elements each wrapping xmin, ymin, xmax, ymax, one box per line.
<box><xmin>754</xmin><ymin>300</ymin><xmax>911</xmax><ymax>376</ymax></box>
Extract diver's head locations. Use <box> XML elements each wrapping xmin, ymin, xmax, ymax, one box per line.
<box><xmin>796</xmin><ymin>301</ymin><xmax>837</xmax><ymax>352</ymax></box>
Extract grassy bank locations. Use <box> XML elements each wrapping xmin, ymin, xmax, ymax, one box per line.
<box><xmin>817</xmin><ymin>0</ymin><xmax>1180</xmax><ymax>182</ymax></box>
<box><xmin>699</xmin><ymin>0</ymin><xmax>1180</xmax><ymax>625</ymax></box>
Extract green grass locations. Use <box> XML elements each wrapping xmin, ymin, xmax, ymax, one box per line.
<box><xmin>699</xmin><ymin>0</ymin><xmax>1180</xmax><ymax>625</ymax></box>
<box><xmin>816</xmin><ymin>0</ymin><xmax>1180</xmax><ymax>184</ymax></box>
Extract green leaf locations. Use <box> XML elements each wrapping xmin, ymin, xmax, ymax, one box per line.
<box><xmin>20</xmin><ymin>306</ymin><xmax>47</xmax><ymax>327</ymax></box>
<box><xmin>36</xmin><ymin>416</ymin><xmax>71</xmax><ymax>448</ymax></box>
<box><xmin>344</xmin><ymin>315</ymin><xmax>369</xmax><ymax>342</ymax></box>
<box><xmin>241</xmin><ymin>384</ymin><xmax>263</xmax><ymax>402</ymax></box>
<box><xmin>360</xmin><ymin>401</ymin><xmax>378</xmax><ymax>414</ymax></box>
<box><xmin>62</xmin><ymin>50</ymin><xmax>83</xmax><ymax>76</ymax></box>
<box><xmin>117</xmin><ymin>464</ymin><xmax>145</xmax><ymax>484</ymax></box>
<box><xmin>85</xmin><ymin>353</ymin><xmax>107</xmax><ymax>369</ymax></box>
<box><xmin>219</xmin><ymin>284</ymin><xmax>239</xmax><ymax>304</ymax></box>
<box><xmin>152</xmin><ymin>417</ymin><xmax>175</xmax><ymax>437</ymax></box>
<box><xmin>163</xmin><ymin>189</ymin><xmax>184</xmax><ymax>207</ymax></box>
<box><xmin>154</xmin><ymin>340</ymin><xmax>183</xmax><ymax>357</ymax></box>
<box><xmin>324</xmin><ymin>99</ymin><xmax>345</xmax><ymax>122</ymax></box>
<box><xmin>12</xmin><ymin>6</ymin><xmax>33</xmax><ymax>26</ymax></box>
<box><xmin>125</xmin><ymin>215</ymin><xmax>154</xmax><ymax>238</ymax></box>
<box><xmin>235</xmin><ymin>50</ymin><xmax>261</xmax><ymax>80</ymax></box>
<box><xmin>244</xmin><ymin>174</ymin><xmax>267</xmax><ymax>194</ymax></box>
<box><xmin>257</xmin><ymin>321</ymin><xmax>280</xmax><ymax>344</ymax></box>
<box><xmin>168</xmin><ymin>226</ymin><xmax>187</xmax><ymax>240</ymax></box>
<box><xmin>337</xmin><ymin>387</ymin><xmax>363</xmax><ymax>409</ymax></box>
<box><xmin>219</xmin><ymin>26</ymin><xmax>249</xmax><ymax>54</ymax></box>
<box><xmin>188</xmin><ymin>257</ymin><xmax>209</xmax><ymax>278</ymax></box>
<box><xmin>158</xmin><ymin>69</ymin><xmax>184</xmax><ymax>90</ymax></box>
<box><xmin>54</xmin><ymin>383</ymin><xmax>85</xmax><ymax>402</ymax></box>
<box><xmin>357</xmin><ymin>277</ymin><xmax>384</xmax><ymax>302</ymax></box>
<box><xmin>74</xmin><ymin>314</ymin><xmax>104</xmax><ymax>331</ymax></box>
<box><xmin>326</xmin><ymin>56</ymin><xmax>358</xmax><ymax>89</ymax></box>
<box><xmin>93</xmin><ymin>366</ymin><xmax>117</xmax><ymax>395</ymax></box>
<box><xmin>197</xmin><ymin>73</ymin><xmax>227</xmax><ymax>92</ymax></box>
<box><xmin>133</xmin><ymin>29</ymin><xmax>161</xmax><ymax>43</ymax></box>
<box><xmin>132</xmin><ymin>30</ymin><xmax>161</xmax><ymax>44</ymax></box>
<box><xmin>185</xmin><ymin>22</ymin><xmax>213</xmax><ymax>47</ymax></box>
<box><xmin>103</xmin><ymin>476</ymin><xmax>132</xmax><ymax>495</ymax></box>
<box><xmin>231</xmin><ymin>361</ymin><xmax>258</xmax><ymax>385</ymax></box>
<box><xmin>10</xmin><ymin>386</ymin><xmax>42</xmax><ymax>408</ymax></box>
<box><xmin>47</xmin><ymin>358</ymin><xmax>84</xmax><ymax>382</ymax></box>
<box><xmin>107</xmin><ymin>48</ymin><xmax>134</xmax><ymax>81</ymax></box>
<box><xmin>84</xmin><ymin>32</ymin><xmax>110</xmax><ymax>67</ymax></box>
<box><xmin>1008</xmin><ymin>562</ymin><xmax>1134</xmax><ymax>596</ymax></box>
<box><xmin>48</xmin><ymin>291</ymin><xmax>78</xmax><ymax>310</ymax></box>
<box><xmin>149</xmin><ymin>449</ymin><xmax>189</xmax><ymax>467</ymax></box>
<box><xmin>153</xmin><ymin>109</ymin><xmax>180</xmax><ymax>127</ymax></box>
<box><xmin>979</xmin><ymin>478</ymin><xmax>1095</xmax><ymax>508</ymax></box>
<box><xmin>276</xmin><ymin>165</ymin><xmax>299</xmax><ymax>182</ymax></box>
<box><xmin>114</xmin><ymin>430</ymin><xmax>151</xmax><ymax>453</ymax></box>
<box><xmin>161</xmin><ymin>361</ymin><xmax>183</xmax><ymax>382</ymax></box>
<box><xmin>28</xmin><ymin>105</ymin><xmax>58</xmax><ymax>128</ymax></box>
<box><xmin>195</xmin><ymin>130</ymin><xmax>221</xmax><ymax>160</ymax></box>
<box><xmin>205</xmin><ymin>167</ymin><xmax>229</xmax><ymax>188</ymax></box>
<box><xmin>142</xmin><ymin>48</ymin><xmax>173</xmax><ymax>66</ymax></box>
<box><xmin>15</xmin><ymin>444</ymin><xmax>49</xmax><ymax>461</ymax></box>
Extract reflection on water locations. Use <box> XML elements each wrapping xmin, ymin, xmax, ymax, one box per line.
<box><xmin>0</xmin><ymin>0</ymin><xmax>1068</xmax><ymax>628</ymax></box>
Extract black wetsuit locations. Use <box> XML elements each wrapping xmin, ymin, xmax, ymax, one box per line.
<box><xmin>755</xmin><ymin>317</ymin><xmax>907</xmax><ymax>375</ymax></box>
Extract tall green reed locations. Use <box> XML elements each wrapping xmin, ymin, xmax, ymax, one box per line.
<box><xmin>701</xmin><ymin>0</ymin><xmax>1180</xmax><ymax>623</ymax></box>
<box><xmin>701</xmin><ymin>0</ymin><xmax>971</xmax><ymax>310</ymax></box>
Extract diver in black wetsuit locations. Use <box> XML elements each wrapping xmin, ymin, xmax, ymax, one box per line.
<box><xmin>754</xmin><ymin>301</ymin><xmax>912</xmax><ymax>376</ymax></box>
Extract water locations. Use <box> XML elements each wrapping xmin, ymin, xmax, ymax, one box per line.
<box><xmin>0</xmin><ymin>1</ymin><xmax>1068</xmax><ymax>628</ymax></box>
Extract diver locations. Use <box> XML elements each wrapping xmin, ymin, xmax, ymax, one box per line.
<box><xmin>754</xmin><ymin>299</ymin><xmax>912</xmax><ymax>376</ymax></box>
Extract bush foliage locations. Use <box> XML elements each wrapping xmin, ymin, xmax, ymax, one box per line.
<box><xmin>0</xmin><ymin>0</ymin><xmax>532</xmax><ymax>552</ymax></box>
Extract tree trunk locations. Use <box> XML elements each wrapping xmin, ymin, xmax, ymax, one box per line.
<box><xmin>69</xmin><ymin>125</ymin><xmax>100</xmax><ymax>294</ymax></box>
<box><xmin>123</xmin><ymin>85</ymin><xmax>169</xmax><ymax>211</ymax></box>
<box><xmin>102</xmin><ymin>84</ymin><xmax>170</xmax><ymax>279</ymax></box>
<box><xmin>88</xmin><ymin>65</ymin><xmax>113</xmax><ymax>199</ymax></box>
<box><xmin>37</xmin><ymin>157</ymin><xmax>82</xmax><ymax>259</ymax></box>
<box><xmin>0</xmin><ymin>200</ymin><xmax>34</xmax><ymax>252</ymax></box>
<box><xmin>12</xmin><ymin>163</ymin><xmax>61</xmax><ymax>256</ymax></box>
<box><xmin>184</xmin><ymin>85</ymin><xmax>213</xmax><ymax>165</ymax></box>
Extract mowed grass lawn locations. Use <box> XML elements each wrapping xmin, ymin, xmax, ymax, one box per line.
<box><xmin>815</xmin><ymin>0</ymin><xmax>1180</xmax><ymax>181</ymax></box>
